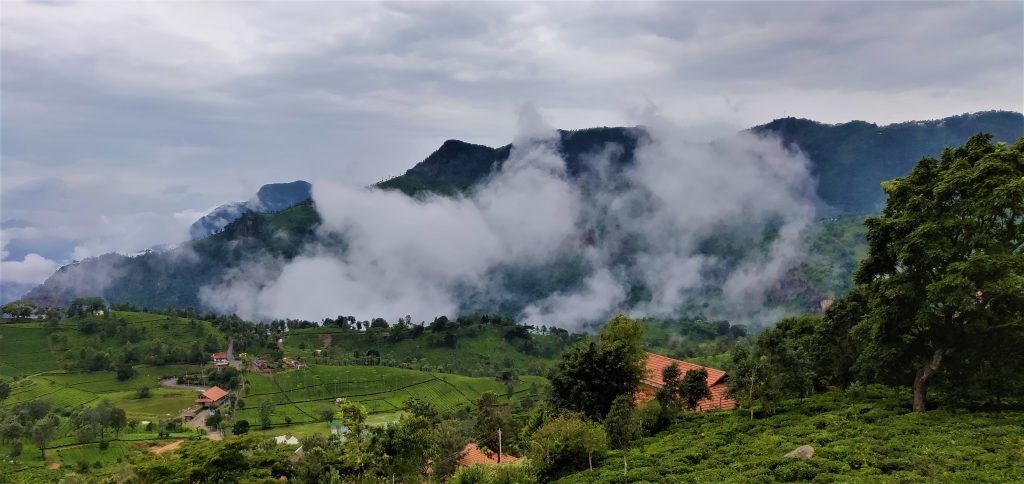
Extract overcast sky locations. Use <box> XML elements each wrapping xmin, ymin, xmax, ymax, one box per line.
<box><xmin>1</xmin><ymin>1</ymin><xmax>1022</xmax><ymax>292</ymax></box>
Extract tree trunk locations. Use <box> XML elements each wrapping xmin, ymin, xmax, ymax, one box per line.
<box><xmin>623</xmin><ymin>451</ymin><xmax>628</xmax><ymax>477</ymax></box>
<box><xmin>913</xmin><ymin>349</ymin><xmax>944</xmax><ymax>412</ymax></box>
<box><xmin>588</xmin><ymin>451</ymin><xmax>593</xmax><ymax>470</ymax></box>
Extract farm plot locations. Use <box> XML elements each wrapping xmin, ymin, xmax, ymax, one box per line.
<box><xmin>45</xmin><ymin>366</ymin><xmax>192</xmax><ymax>393</ymax></box>
<box><xmin>0</xmin><ymin>324</ymin><xmax>59</xmax><ymax>378</ymax></box>
<box><xmin>1</xmin><ymin>377</ymin><xmax>97</xmax><ymax>408</ymax></box>
<box><xmin>232</xmin><ymin>365</ymin><xmax>549</xmax><ymax>430</ymax></box>
<box><xmin>56</xmin><ymin>441</ymin><xmax>134</xmax><ymax>471</ymax></box>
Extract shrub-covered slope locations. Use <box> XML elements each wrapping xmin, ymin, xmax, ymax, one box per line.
<box><xmin>558</xmin><ymin>387</ymin><xmax>1024</xmax><ymax>483</ymax></box>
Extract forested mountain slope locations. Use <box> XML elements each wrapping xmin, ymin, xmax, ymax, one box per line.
<box><xmin>21</xmin><ymin>112</ymin><xmax>1022</xmax><ymax>320</ymax></box>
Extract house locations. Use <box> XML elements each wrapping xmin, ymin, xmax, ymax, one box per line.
<box><xmin>275</xmin><ymin>435</ymin><xmax>300</xmax><ymax>445</ymax></box>
<box><xmin>636</xmin><ymin>352</ymin><xmax>736</xmax><ymax>411</ymax></box>
<box><xmin>457</xmin><ymin>443</ymin><xmax>521</xmax><ymax>466</ymax></box>
<box><xmin>282</xmin><ymin>358</ymin><xmax>307</xmax><ymax>369</ymax></box>
<box><xmin>196</xmin><ymin>386</ymin><xmax>230</xmax><ymax>408</ymax></box>
<box><xmin>211</xmin><ymin>352</ymin><xmax>229</xmax><ymax>366</ymax></box>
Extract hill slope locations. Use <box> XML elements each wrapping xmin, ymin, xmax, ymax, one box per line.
<box><xmin>21</xmin><ymin>112</ymin><xmax>1023</xmax><ymax>320</ymax></box>
<box><xmin>558</xmin><ymin>387</ymin><xmax>1024</xmax><ymax>483</ymax></box>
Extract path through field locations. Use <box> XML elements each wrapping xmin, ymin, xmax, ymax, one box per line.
<box><xmin>152</xmin><ymin>440</ymin><xmax>185</xmax><ymax>454</ymax></box>
<box><xmin>185</xmin><ymin>408</ymin><xmax>224</xmax><ymax>440</ymax></box>
<box><xmin>159</xmin><ymin>378</ymin><xmax>209</xmax><ymax>392</ymax></box>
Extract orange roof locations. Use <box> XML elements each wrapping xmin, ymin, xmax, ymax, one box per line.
<box><xmin>638</xmin><ymin>352</ymin><xmax>736</xmax><ymax>411</ymax></box>
<box><xmin>200</xmin><ymin>386</ymin><xmax>229</xmax><ymax>402</ymax></box>
<box><xmin>644</xmin><ymin>352</ymin><xmax>726</xmax><ymax>387</ymax></box>
<box><xmin>211</xmin><ymin>352</ymin><xmax>228</xmax><ymax>360</ymax></box>
<box><xmin>457</xmin><ymin>443</ymin><xmax>522</xmax><ymax>467</ymax></box>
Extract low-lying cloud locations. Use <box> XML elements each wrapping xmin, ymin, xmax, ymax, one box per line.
<box><xmin>201</xmin><ymin>108</ymin><xmax>817</xmax><ymax>329</ymax></box>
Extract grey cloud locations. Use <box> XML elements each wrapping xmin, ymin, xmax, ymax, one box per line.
<box><xmin>2</xmin><ymin>1</ymin><xmax>1021</xmax><ymax>294</ymax></box>
<box><xmin>200</xmin><ymin>107</ymin><xmax>819</xmax><ymax>329</ymax></box>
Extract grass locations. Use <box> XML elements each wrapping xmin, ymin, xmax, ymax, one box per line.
<box><xmin>0</xmin><ymin>324</ymin><xmax>59</xmax><ymax>378</ymax></box>
<box><xmin>232</xmin><ymin>364</ymin><xmax>548</xmax><ymax>430</ymax></box>
<box><xmin>557</xmin><ymin>386</ymin><xmax>1024</xmax><ymax>483</ymax></box>
<box><xmin>284</xmin><ymin>325</ymin><xmax>563</xmax><ymax>377</ymax></box>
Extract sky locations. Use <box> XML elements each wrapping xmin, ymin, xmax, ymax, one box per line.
<box><xmin>2</xmin><ymin>1</ymin><xmax>1023</xmax><ymax>298</ymax></box>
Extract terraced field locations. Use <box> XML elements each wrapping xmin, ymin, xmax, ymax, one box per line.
<box><xmin>234</xmin><ymin>365</ymin><xmax>547</xmax><ymax>427</ymax></box>
<box><xmin>0</xmin><ymin>323</ymin><xmax>60</xmax><ymax>378</ymax></box>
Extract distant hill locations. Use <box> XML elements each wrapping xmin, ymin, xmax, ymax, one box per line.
<box><xmin>751</xmin><ymin>110</ymin><xmax>1024</xmax><ymax>213</ymax></box>
<box><xmin>21</xmin><ymin>112</ymin><xmax>1023</xmax><ymax>320</ymax></box>
<box><xmin>378</xmin><ymin>126</ymin><xmax>645</xmax><ymax>196</ymax></box>
<box><xmin>381</xmin><ymin>111</ymin><xmax>1023</xmax><ymax>214</ymax></box>
<box><xmin>25</xmin><ymin>201</ymin><xmax>322</xmax><ymax>310</ymax></box>
<box><xmin>189</xmin><ymin>180</ymin><xmax>312</xmax><ymax>239</ymax></box>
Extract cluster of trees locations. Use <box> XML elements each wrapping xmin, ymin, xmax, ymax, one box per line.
<box><xmin>71</xmin><ymin>400</ymin><xmax>127</xmax><ymax>446</ymax></box>
<box><xmin>731</xmin><ymin>135</ymin><xmax>1024</xmax><ymax>413</ymax></box>
<box><xmin>0</xmin><ymin>398</ymin><xmax>133</xmax><ymax>461</ymax></box>
<box><xmin>47</xmin><ymin>313</ymin><xmax>222</xmax><ymax>372</ymax></box>
<box><xmin>0</xmin><ymin>399</ymin><xmax>59</xmax><ymax>459</ymax></box>
<box><xmin>0</xmin><ymin>299</ymin><xmax>37</xmax><ymax>319</ymax></box>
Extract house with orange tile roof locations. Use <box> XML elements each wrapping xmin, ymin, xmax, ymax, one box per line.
<box><xmin>636</xmin><ymin>352</ymin><xmax>736</xmax><ymax>411</ymax></box>
<box><xmin>457</xmin><ymin>443</ymin><xmax>522</xmax><ymax>467</ymax></box>
<box><xmin>196</xmin><ymin>385</ymin><xmax>230</xmax><ymax>409</ymax></box>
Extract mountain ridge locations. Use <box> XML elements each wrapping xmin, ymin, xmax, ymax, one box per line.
<box><xmin>20</xmin><ymin>111</ymin><xmax>1024</xmax><ymax>319</ymax></box>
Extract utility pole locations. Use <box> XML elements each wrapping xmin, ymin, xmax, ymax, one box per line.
<box><xmin>497</xmin><ymin>428</ymin><xmax>503</xmax><ymax>464</ymax></box>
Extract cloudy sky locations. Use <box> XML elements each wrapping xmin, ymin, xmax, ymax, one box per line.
<box><xmin>1</xmin><ymin>1</ymin><xmax>1022</xmax><ymax>294</ymax></box>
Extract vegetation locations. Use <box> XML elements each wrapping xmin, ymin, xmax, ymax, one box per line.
<box><xmin>550</xmin><ymin>315</ymin><xmax>646</xmax><ymax>420</ymax></box>
<box><xmin>2</xmin><ymin>133</ymin><xmax>1020</xmax><ymax>482</ymax></box>
<box><xmin>558</xmin><ymin>386</ymin><xmax>1024</xmax><ymax>483</ymax></box>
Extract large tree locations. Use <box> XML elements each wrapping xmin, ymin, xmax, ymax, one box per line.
<box><xmin>551</xmin><ymin>314</ymin><xmax>646</xmax><ymax>420</ymax></box>
<box><xmin>845</xmin><ymin>134</ymin><xmax>1024</xmax><ymax>411</ymax></box>
<box><xmin>1</xmin><ymin>300</ymin><xmax>36</xmax><ymax>319</ymax></box>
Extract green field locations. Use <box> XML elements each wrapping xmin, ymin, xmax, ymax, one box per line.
<box><xmin>233</xmin><ymin>364</ymin><xmax>548</xmax><ymax>428</ymax></box>
<box><xmin>284</xmin><ymin>324</ymin><xmax>564</xmax><ymax>377</ymax></box>
<box><xmin>1</xmin><ymin>314</ymin><xmax>555</xmax><ymax>481</ymax></box>
<box><xmin>0</xmin><ymin>323</ymin><xmax>60</xmax><ymax>378</ymax></box>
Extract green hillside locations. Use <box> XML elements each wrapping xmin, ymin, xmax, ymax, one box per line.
<box><xmin>23</xmin><ymin>113</ymin><xmax>1018</xmax><ymax>315</ymax></box>
<box><xmin>557</xmin><ymin>387</ymin><xmax>1024</xmax><ymax>483</ymax></box>
<box><xmin>233</xmin><ymin>365</ymin><xmax>547</xmax><ymax>428</ymax></box>
<box><xmin>751</xmin><ymin>111</ymin><xmax>1024</xmax><ymax>214</ymax></box>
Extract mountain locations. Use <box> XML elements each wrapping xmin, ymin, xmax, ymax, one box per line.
<box><xmin>378</xmin><ymin>127</ymin><xmax>644</xmax><ymax>196</ymax></box>
<box><xmin>381</xmin><ymin>111</ymin><xmax>1023</xmax><ymax>214</ymax></box>
<box><xmin>751</xmin><ymin>110</ymin><xmax>1024</xmax><ymax>213</ymax></box>
<box><xmin>21</xmin><ymin>112</ymin><xmax>1024</xmax><ymax>318</ymax></box>
<box><xmin>189</xmin><ymin>180</ymin><xmax>312</xmax><ymax>239</ymax></box>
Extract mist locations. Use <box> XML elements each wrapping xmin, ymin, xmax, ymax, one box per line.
<box><xmin>200</xmin><ymin>107</ymin><xmax>818</xmax><ymax>329</ymax></box>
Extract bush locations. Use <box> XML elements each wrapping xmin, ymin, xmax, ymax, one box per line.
<box><xmin>232</xmin><ymin>420</ymin><xmax>250</xmax><ymax>435</ymax></box>
<box><xmin>451</xmin><ymin>462</ymin><xmax>535</xmax><ymax>484</ymax></box>
<box><xmin>136</xmin><ymin>385</ymin><xmax>151</xmax><ymax>399</ymax></box>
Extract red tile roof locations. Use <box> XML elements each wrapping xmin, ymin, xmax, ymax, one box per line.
<box><xmin>211</xmin><ymin>352</ymin><xmax>228</xmax><ymax>360</ymax></box>
<box><xmin>638</xmin><ymin>352</ymin><xmax>736</xmax><ymax>411</ymax></box>
<box><xmin>457</xmin><ymin>443</ymin><xmax>522</xmax><ymax>467</ymax></box>
<box><xmin>199</xmin><ymin>386</ymin><xmax>229</xmax><ymax>402</ymax></box>
<box><xmin>644</xmin><ymin>352</ymin><xmax>726</xmax><ymax>387</ymax></box>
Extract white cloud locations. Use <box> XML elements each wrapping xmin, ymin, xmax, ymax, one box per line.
<box><xmin>0</xmin><ymin>253</ymin><xmax>59</xmax><ymax>285</ymax></box>
<box><xmin>200</xmin><ymin>107</ymin><xmax>819</xmax><ymax>328</ymax></box>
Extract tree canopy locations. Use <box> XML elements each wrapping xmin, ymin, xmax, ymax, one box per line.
<box><xmin>836</xmin><ymin>134</ymin><xmax>1024</xmax><ymax>411</ymax></box>
<box><xmin>550</xmin><ymin>314</ymin><xmax>646</xmax><ymax>420</ymax></box>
